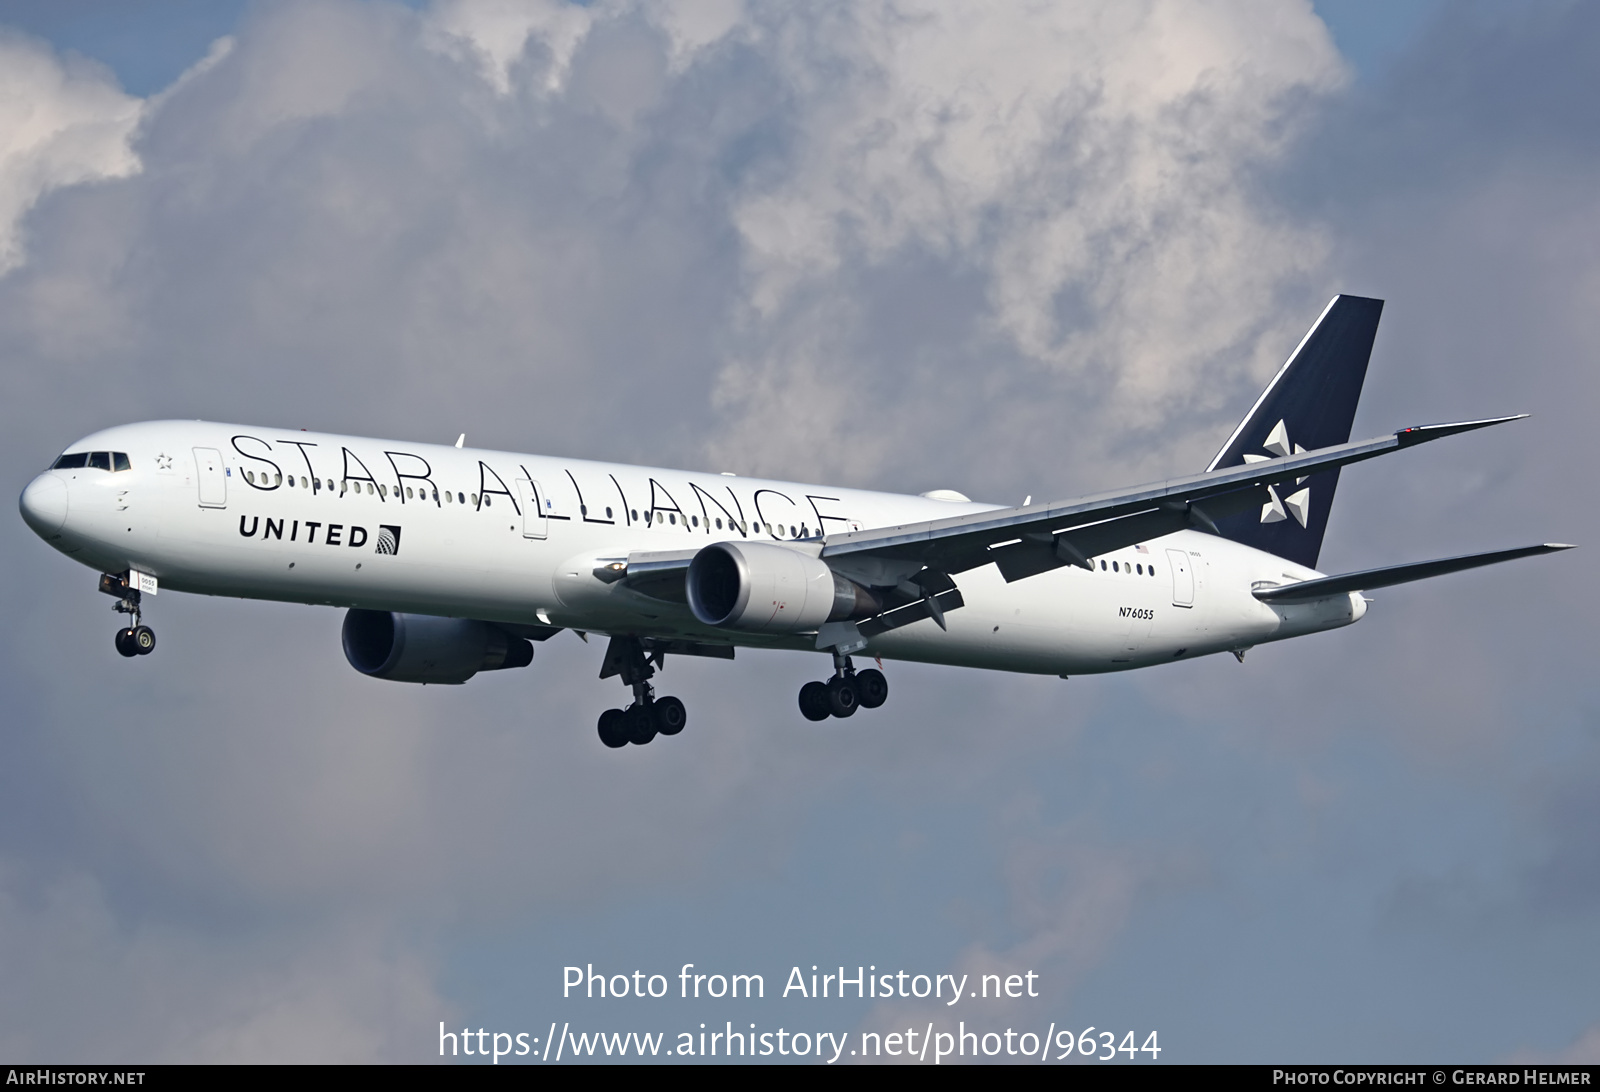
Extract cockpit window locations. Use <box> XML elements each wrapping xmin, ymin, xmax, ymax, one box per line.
<box><xmin>52</xmin><ymin>451</ymin><xmax>131</xmax><ymax>471</ymax></box>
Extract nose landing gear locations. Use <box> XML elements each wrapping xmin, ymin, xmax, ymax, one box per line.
<box><xmin>114</xmin><ymin>625</ymin><xmax>156</xmax><ymax>657</ymax></box>
<box><xmin>798</xmin><ymin>651</ymin><xmax>888</xmax><ymax>722</ymax></box>
<box><xmin>596</xmin><ymin>636</ymin><xmax>688</xmax><ymax>748</ymax></box>
<box><xmin>100</xmin><ymin>572</ymin><xmax>155</xmax><ymax>657</ymax></box>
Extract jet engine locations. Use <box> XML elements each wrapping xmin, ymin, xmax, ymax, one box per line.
<box><xmin>686</xmin><ymin>542</ymin><xmax>879</xmax><ymax>633</ymax></box>
<box><xmin>341</xmin><ymin>609</ymin><xmax>534</xmax><ymax>684</ymax></box>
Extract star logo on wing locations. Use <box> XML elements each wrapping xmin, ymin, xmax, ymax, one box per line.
<box><xmin>1242</xmin><ymin>419</ymin><xmax>1311</xmax><ymax>527</ymax></box>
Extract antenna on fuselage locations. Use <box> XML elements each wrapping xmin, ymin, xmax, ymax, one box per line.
<box><xmin>455</xmin><ymin>434</ymin><xmax>465</xmax><ymax>448</ymax></box>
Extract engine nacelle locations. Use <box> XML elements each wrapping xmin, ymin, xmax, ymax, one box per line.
<box><xmin>686</xmin><ymin>541</ymin><xmax>879</xmax><ymax>633</ymax></box>
<box><xmin>341</xmin><ymin>609</ymin><xmax>534</xmax><ymax>684</ymax></box>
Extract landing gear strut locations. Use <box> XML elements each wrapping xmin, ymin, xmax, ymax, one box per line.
<box><xmin>100</xmin><ymin>572</ymin><xmax>155</xmax><ymax>658</ymax></box>
<box><xmin>798</xmin><ymin>650</ymin><xmax>888</xmax><ymax>722</ymax></box>
<box><xmin>596</xmin><ymin>636</ymin><xmax>688</xmax><ymax>748</ymax></box>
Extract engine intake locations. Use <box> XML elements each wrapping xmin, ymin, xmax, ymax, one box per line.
<box><xmin>686</xmin><ymin>542</ymin><xmax>879</xmax><ymax>633</ymax></box>
<box><xmin>341</xmin><ymin>609</ymin><xmax>533</xmax><ymax>684</ymax></box>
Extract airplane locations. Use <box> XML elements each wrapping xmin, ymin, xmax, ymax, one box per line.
<box><xmin>17</xmin><ymin>295</ymin><xmax>1572</xmax><ymax>749</ymax></box>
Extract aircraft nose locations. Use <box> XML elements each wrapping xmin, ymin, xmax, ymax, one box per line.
<box><xmin>19</xmin><ymin>473</ymin><xmax>68</xmax><ymax>538</ymax></box>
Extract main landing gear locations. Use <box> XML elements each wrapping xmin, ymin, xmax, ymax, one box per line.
<box><xmin>798</xmin><ymin>651</ymin><xmax>888</xmax><ymax>722</ymax></box>
<box><xmin>596</xmin><ymin>636</ymin><xmax>687</xmax><ymax>749</ymax></box>
<box><xmin>100</xmin><ymin>572</ymin><xmax>156</xmax><ymax>658</ymax></box>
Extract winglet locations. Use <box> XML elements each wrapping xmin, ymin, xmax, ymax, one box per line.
<box><xmin>1395</xmin><ymin>414</ymin><xmax>1527</xmax><ymax>447</ymax></box>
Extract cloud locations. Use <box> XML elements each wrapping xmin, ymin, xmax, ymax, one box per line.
<box><xmin>423</xmin><ymin>0</ymin><xmax>596</xmax><ymax>96</ymax></box>
<box><xmin>0</xmin><ymin>31</ymin><xmax>143</xmax><ymax>275</ymax></box>
<box><xmin>851</xmin><ymin>812</ymin><xmax>1185</xmax><ymax>1057</ymax></box>
<box><xmin>709</xmin><ymin>0</ymin><xmax>1347</xmax><ymax>486</ymax></box>
<box><xmin>2</xmin><ymin>0</ymin><xmax>1597</xmax><ymax>1064</ymax></box>
<box><xmin>0</xmin><ymin>860</ymin><xmax>450</xmax><ymax>1062</ymax></box>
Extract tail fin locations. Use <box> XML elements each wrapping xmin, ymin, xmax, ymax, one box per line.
<box><xmin>1206</xmin><ymin>295</ymin><xmax>1385</xmax><ymax>568</ymax></box>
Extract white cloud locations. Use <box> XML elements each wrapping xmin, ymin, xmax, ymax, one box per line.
<box><xmin>3</xmin><ymin>0</ymin><xmax>1594</xmax><ymax>1065</ymax></box>
<box><xmin>709</xmin><ymin>0</ymin><xmax>1347</xmax><ymax>483</ymax></box>
<box><xmin>0</xmin><ymin>32</ymin><xmax>143</xmax><ymax>275</ymax></box>
<box><xmin>424</xmin><ymin>0</ymin><xmax>596</xmax><ymax>95</ymax></box>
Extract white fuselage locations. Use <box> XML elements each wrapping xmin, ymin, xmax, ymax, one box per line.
<box><xmin>21</xmin><ymin>420</ymin><xmax>1366</xmax><ymax>675</ymax></box>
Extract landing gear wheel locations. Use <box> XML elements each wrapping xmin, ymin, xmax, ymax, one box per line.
<box><xmin>826</xmin><ymin>675</ymin><xmax>859</xmax><ymax>718</ymax></box>
<box><xmin>115</xmin><ymin>628</ymin><xmax>139</xmax><ymax>658</ymax></box>
<box><xmin>653</xmin><ymin>696</ymin><xmax>687</xmax><ymax>736</ymax></box>
<box><xmin>799</xmin><ymin>681</ymin><xmax>831</xmax><ymax>722</ymax></box>
<box><xmin>625</xmin><ymin>704</ymin><xmax>658</xmax><ymax>745</ymax></box>
<box><xmin>132</xmin><ymin>625</ymin><xmax>156</xmax><ymax>655</ymax></box>
<box><xmin>854</xmin><ymin>668</ymin><xmax>888</xmax><ymax>709</ymax></box>
<box><xmin>598</xmin><ymin>708</ymin><xmax>628</xmax><ymax>749</ymax></box>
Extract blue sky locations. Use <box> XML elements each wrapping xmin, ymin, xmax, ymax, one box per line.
<box><xmin>1</xmin><ymin>0</ymin><xmax>1595</xmax><ymax>1065</ymax></box>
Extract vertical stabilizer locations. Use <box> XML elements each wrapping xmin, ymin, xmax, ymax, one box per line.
<box><xmin>1206</xmin><ymin>295</ymin><xmax>1384</xmax><ymax>568</ymax></box>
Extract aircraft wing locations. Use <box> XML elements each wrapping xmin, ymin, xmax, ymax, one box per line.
<box><xmin>1251</xmin><ymin>543</ymin><xmax>1574</xmax><ymax>602</ymax></box>
<box><xmin>820</xmin><ymin>416</ymin><xmax>1525</xmax><ymax>581</ymax></box>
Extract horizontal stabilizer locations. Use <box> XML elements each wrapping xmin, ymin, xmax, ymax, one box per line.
<box><xmin>1253</xmin><ymin>543</ymin><xmax>1574</xmax><ymax>602</ymax></box>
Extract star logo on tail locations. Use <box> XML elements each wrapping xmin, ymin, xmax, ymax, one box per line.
<box><xmin>1242</xmin><ymin>419</ymin><xmax>1311</xmax><ymax>527</ymax></box>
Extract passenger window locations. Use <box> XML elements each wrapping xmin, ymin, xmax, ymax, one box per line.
<box><xmin>458</xmin><ymin>492</ymin><xmax>465</xmax><ymax>504</ymax></box>
<box><xmin>444</xmin><ymin>490</ymin><xmax>452</xmax><ymax>503</ymax></box>
<box><xmin>1112</xmin><ymin>561</ymin><xmax>1118</xmax><ymax>572</ymax></box>
<box><xmin>1136</xmin><ymin>564</ymin><xmax>1143</xmax><ymax>575</ymax></box>
<box><xmin>716</xmin><ymin>518</ymin><xmax>722</xmax><ymax>530</ymax></box>
<box><xmin>484</xmin><ymin>495</ymin><xmax>492</xmax><ymax>508</ymax></box>
<box><xmin>471</xmin><ymin>494</ymin><xmax>479</xmax><ymax>506</ymax></box>
<box><xmin>53</xmin><ymin>453</ymin><xmax>88</xmax><ymax>469</ymax></box>
<box><xmin>606</xmin><ymin>507</ymin><xmax>613</xmax><ymax>518</ymax></box>
<box><xmin>88</xmin><ymin>452</ymin><xmax>111</xmax><ymax>471</ymax></box>
<box><xmin>379</xmin><ymin>484</ymin><xmax>387</xmax><ymax>498</ymax></box>
<box><xmin>692</xmin><ymin>515</ymin><xmax>699</xmax><ymax>527</ymax></box>
<box><xmin>581</xmin><ymin>505</ymin><xmax>588</xmax><ymax>516</ymax></box>
<box><xmin>631</xmin><ymin>509</ymin><xmax>639</xmax><ymax>521</ymax></box>
<box><xmin>113</xmin><ymin>452</ymin><xmax>130</xmax><ymax>472</ymax></box>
